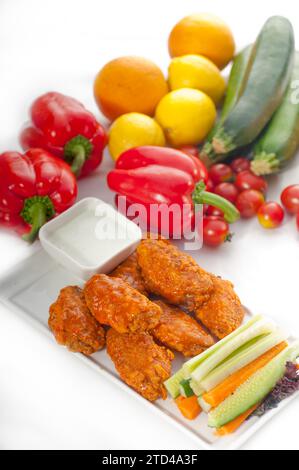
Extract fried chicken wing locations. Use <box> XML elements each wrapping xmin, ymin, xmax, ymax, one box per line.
<box><xmin>110</xmin><ymin>252</ymin><xmax>148</xmax><ymax>295</ymax></box>
<box><xmin>152</xmin><ymin>300</ymin><xmax>215</xmax><ymax>357</ymax></box>
<box><xmin>106</xmin><ymin>329</ymin><xmax>174</xmax><ymax>401</ymax></box>
<box><xmin>49</xmin><ymin>286</ymin><xmax>105</xmax><ymax>355</ymax></box>
<box><xmin>195</xmin><ymin>276</ymin><xmax>245</xmax><ymax>339</ymax></box>
<box><xmin>84</xmin><ymin>274</ymin><xmax>161</xmax><ymax>333</ymax></box>
<box><xmin>137</xmin><ymin>239</ymin><xmax>214</xmax><ymax>310</ymax></box>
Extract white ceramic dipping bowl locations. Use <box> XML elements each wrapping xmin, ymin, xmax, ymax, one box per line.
<box><xmin>39</xmin><ymin>197</ymin><xmax>142</xmax><ymax>280</ymax></box>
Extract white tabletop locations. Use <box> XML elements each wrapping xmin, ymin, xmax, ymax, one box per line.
<box><xmin>0</xmin><ymin>0</ymin><xmax>298</xmax><ymax>450</ymax></box>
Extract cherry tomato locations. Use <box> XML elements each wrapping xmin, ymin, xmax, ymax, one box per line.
<box><xmin>296</xmin><ymin>212</ymin><xmax>299</xmax><ymax>232</ymax></box>
<box><xmin>203</xmin><ymin>204</ymin><xmax>209</xmax><ymax>214</ymax></box>
<box><xmin>209</xmin><ymin>163</ymin><xmax>234</xmax><ymax>185</ymax></box>
<box><xmin>257</xmin><ymin>202</ymin><xmax>284</xmax><ymax>229</ymax></box>
<box><xmin>281</xmin><ymin>185</ymin><xmax>299</xmax><ymax>214</ymax></box>
<box><xmin>235</xmin><ymin>170</ymin><xmax>268</xmax><ymax>193</ymax></box>
<box><xmin>214</xmin><ymin>182</ymin><xmax>239</xmax><ymax>204</ymax></box>
<box><xmin>179</xmin><ymin>145</ymin><xmax>199</xmax><ymax>158</ymax></box>
<box><xmin>206</xmin><ymin>178</ymin><xmax>215</xmax><ymax>192</ymax></box>
<box><xmin>205</xmin><ymin>205</ymin><xmax>224</xmax><ymax>218</ymax></box>
<box><xmin>235</xmin><ymin>190</ymin><xmax>265</xmax><ymax>218</ymax></box>
<box><xmin>230</xmin><ymin>157</ymin><xmax>250</xmax><ymax>174</ymax></box>
<box><xmin>202</xmin><ymin>216</ymin><xmax>231</xmax><ymax>247</ymax></box>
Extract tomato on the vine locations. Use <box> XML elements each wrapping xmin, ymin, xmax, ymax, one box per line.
<box><xmin>281</xmin><ymin>185</ymin><xmax>299</xmax><ymax>214</ymax></box>
<box><xmin>214</xmin><ymin>182</ymin><xmax>239</xmax><ymax>204</ymax></box>
<box><xmin>209</xmin><ymin>163</ymin><xmax>234</xmax><ymax>185</ymax></box>
<box><xmin>230</xmin><ymin>157</ymin><xmax>250</xmax><ymax>174</ymax></box>
<box><xmin>257</xmin><ymin>202</ymin><xmax>284</xmax><ymax>229</ymax></box>
<box><xmin>202</xmin><ymin>216</ymin><xmax>231</xmax><ymax>247</ymax></box>
<box><xmin>206</xmin><ymin>178</ymin><xmax>215</xmax><ymax>192</ymax></box>
<box><xmin>235</xmin><ymin>189</ymin><xmax>265</xmax><ymax>218</ymax></box>
<box><xmin>205</xmin><ymin>205</ymin><xmax>224</xmax><ymax>218</ymax></box>
<box><xmin>235</xmin><ymin>170</ymin><xmax>268</xmax><ymax>193</ymax></box>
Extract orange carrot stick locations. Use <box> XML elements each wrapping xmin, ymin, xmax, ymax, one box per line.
<box><xmin>216</xmin><ymin>404</ymin><xmax>260</xmax><ymax>436</ymax></box>
<box><xmin>203</xmin><ymin>341</ymin><xmax>288</xmax><ymax>409</ymax></box>
<box><xmin>175</xmin><ymin>395</ymin><xmax>202</xmax><ymax>420</ymax></box>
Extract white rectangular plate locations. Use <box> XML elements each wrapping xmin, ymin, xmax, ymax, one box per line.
<box><xmin>0</xmin><ymin>248</ymin><xmax>297</xmax><ymax>450</ymax></box>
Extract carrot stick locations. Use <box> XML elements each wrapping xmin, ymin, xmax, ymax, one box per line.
<box><xmin>203</xmin><ymin>341</ymin><xmax>288</xmax><ymax>409</ymax></box>
<box><xmin>216</xmin><ymin>404</ymin><xmax>259</xmax><ymax>436</ymax></box>
<box><xmin>175</xmin><ymin>395</ymin><xmax>202</xmax><ymax>420</ymax></box>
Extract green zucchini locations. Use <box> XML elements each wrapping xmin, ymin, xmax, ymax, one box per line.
<box><xmin>251</xmin><ymin>51</ymin><xmax>299</xmax><ymax>175</ymax></box>
<box><xmin>202</xmin><ymin>45</ymin><xmax>253</xmax><ymax>164</ymax></box>
<box><xmin>211</xmin><ymin>16</ymin><xmax>295</xmax><ymax>159</ymax></box>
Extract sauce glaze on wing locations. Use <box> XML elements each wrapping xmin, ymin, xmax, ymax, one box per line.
<box><xmin>137</xmin><ymin>239</ymin><xmax>214</xmax><ymax>310</ymax></box>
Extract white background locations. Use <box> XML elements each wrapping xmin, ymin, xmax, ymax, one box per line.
<box><xmin>0</xmin><ymin>0</ymin><xmax>299</xmax><ymax>450</ymax></box>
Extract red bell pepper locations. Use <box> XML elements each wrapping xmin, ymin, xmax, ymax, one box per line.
<box><xmin>115</xmin><ymin>146</ymin><xmax>209</xmax><ymax>184</ymax></box>
<box><xmin>0</xmin><ymin>149</ymin><xmax>78</xmax><ymax>242</ymax></box>
<box><xmin>107</xmin><ymin>146</ymin><xmax>240</xmax><ymax>237</ymax></box>
<box><xmin>19</xmin><ymin>92</ymin><xmax>107</xmax><ymax>178</ymax></box>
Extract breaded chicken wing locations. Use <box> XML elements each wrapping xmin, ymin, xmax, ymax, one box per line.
<box><xmin>49</xmin><ymin>286</ymin><xmax>105</xmax><ymax>355</ymax></box>
<box><xmin>110</xmin><ymin>252</ymin><xmax>148</xmax><ymax>295</ymax></box>
<box><xmin>152</xmin><ymin>300</ymin><xmax>215</xmax><ymax>357</ymax></box>
<box><xmin>137</xmin><ymin>239</ymin><xmax>214</xmax><ymax>311</ymax></box>
<box><xmin>84</xmin><ymin>274</ymin><xmax>161</xmax><ymax>333</ymax></box>
<box><xmin>195</xmin><ymin>276</ymin><xmax>245</xmax><ymax>339</ymax></box>
<box><xmin>106</xmin><ymin>329</ymin><xmax>174</xmax><ymax>401</ymax></box>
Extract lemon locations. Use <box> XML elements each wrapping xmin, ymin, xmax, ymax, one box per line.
<box><xmin>168</xmin><ymin>54</ymin><xmax>226</xmax><ymax>105</ymax></box>
<box><xmin>155</xmin><ymin>88</ymin><xmax>216</xmax><ymax>147</ymax></box>
<box><xmin>108</xmin><ymin>112</ymin><xmax>166</xmax><ymax>160</ymax></box>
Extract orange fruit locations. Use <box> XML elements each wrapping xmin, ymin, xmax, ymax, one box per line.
<box><xmin>94</xmin><ymin>56</ymin><xmax>168</xmax><ymax>120</ymax></box>
<box><xmin>168</xmin><ymin>13</ymin><xmax>235</xmax><ymax>70</ymax></box>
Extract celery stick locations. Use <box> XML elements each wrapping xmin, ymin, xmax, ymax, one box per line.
<box><xmin>164</xmin><ymin>368</ymin><xmax>185</xmax><ymax>398</ymax></box>
<box><xmin>198</xmin><ymin>396</ymin><xmax>212</xmax><ymax>413</ymax></box>
<box><xmin>201</xmin><ymin>329</ymin><xmax>286</xmax><ymax>391</ymax></box>
<box><xmin>182</xmin><ymin>315</ymin><xmax>262</xmax><ymax>379</ymax></box>
<box><xmin>190</xmin><ymin>379</ymin><xmax>204</xmax><ymax>396</ymax></box>
<box><xmin>208</xmin><ymin>340</ymin><xmax>299</xmax><ymax>428</ymax></box>
<box><xmin>191</xmin><ymin>318</ymin><xmax>276</xmax><ymax>386</ymax></box>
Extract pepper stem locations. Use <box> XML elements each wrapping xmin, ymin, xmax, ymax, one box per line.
<box><xmin>70</xmin><ymin>145</ymin><xmax>86</xmax><ymax>177</ymax></box>
<box><xmin>64</xmin><ymin>135</ymin><xmax>93</xmax><ymax>177</ymax></box>
<box><xmin>21</xmin><ymin>196</ymin><xmax>55</xmax><ymax>243</ymax></box>
<box><xmin>192</xmin><ymin>181</ymin><xmax>240</xmax><ymax>224</ymax></box>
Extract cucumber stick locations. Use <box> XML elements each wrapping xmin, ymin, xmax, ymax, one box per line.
<box><xmin>165</xmin><ymin>315</ymin><xmax>262</xmax><ymax>398</ymax></box>
<box><xmin>208</xmin><ymin>340</ymin><xmax>299</xmax><ymax>428</ymax></box>
<box><xmin>200</xmin><ymin>329</ymin><xmax>286</xmax><ymax>391</ymax></box>
<box><xmin>182</xmin><ymin>315</ymin><xmax>262</xmax><ymax>380</ymax></box>
<box><xmin>212</xmin><ymin>16</ymin><xmax>295</xmax><ymax>158</ymax></box>
<box><xmin>202</xmin><ymin>45</ymin><xmax>253</xmax><ymax>161</ymax></box>
<box><xmin>191</xmin><ymin>318</ymin><xmax>276</xmax><ymax>386</ymax></box>
<box><xmin>251</xmin><ymin>52</ymin><xmax>299</xmax><ymax>175</ymax></box>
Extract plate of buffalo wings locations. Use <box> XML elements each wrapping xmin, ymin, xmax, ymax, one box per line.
<box><xmin>0</xmin><ymin>238</ymin><xmax>296</xmax><ymax>450</ymax></box>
